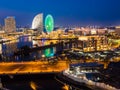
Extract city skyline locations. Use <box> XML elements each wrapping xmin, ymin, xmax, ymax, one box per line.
<box><xmin>0</xmin><ymin>0</ymin><xmax>120</xmax><ymax>26</ymax></box>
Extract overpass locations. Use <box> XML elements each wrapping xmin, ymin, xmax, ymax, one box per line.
<box><xmin>0</xmin><ymin>61</ymin><xmax>69</xmax><ymax>75</ymax></box>
<box><xmin>33</xmin><ymin>37</ymin><xmax>78</xmax><ymax>40</ymax></box>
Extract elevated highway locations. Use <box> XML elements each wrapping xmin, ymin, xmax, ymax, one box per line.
<box><xmin>0</xmin><ymin>61</ymin><xmax>69</xmax><ymax>75</ymax></box>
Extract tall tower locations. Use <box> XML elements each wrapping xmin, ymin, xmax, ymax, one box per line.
<box><xmin>4</xmin><ymin>16</ymin><xmax>16</xmax><ymax>33</ymax></box>
<box><xmin>32</xmin><ymin>13</ymin><xmax>43</xmax><ymax>33</ymax></box>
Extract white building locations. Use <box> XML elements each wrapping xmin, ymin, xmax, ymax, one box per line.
<box><xmin>32</xmin><ymin>13</ymin><xmax>43</xmax><ymax>33</ymax></box>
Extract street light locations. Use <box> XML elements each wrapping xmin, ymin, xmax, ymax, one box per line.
<box><xmin>42</xmin><ymin>54</ymin><xmax>45</xmax><ymax>61</ymax></box>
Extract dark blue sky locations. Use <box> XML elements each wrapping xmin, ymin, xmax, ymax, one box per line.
<box><xmin>0</xmin><ymin>0</ymin><xmax>120</xmax><ymax>26</ymax></box>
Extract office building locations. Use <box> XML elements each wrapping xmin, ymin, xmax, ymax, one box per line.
<box><xmin>4</xmin><ymin>16</ymin><xmax>16</xmax><ymax>33</ymax></box>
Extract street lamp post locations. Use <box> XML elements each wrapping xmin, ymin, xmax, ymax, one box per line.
<box><xmin>42</xmin><ymin>54</ymin><xmax>45</xmax><ymax>61</ymax></box>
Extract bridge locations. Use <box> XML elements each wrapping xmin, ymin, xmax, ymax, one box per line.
<box><xmin>0</xmin><ymin>61</ymin><xmax>69</xmax><ymax>75</ymax></box>
<box><xmin>33</xmin><ymin>37</ymin><xmax>78</xmax><ymax>40</ymax></box>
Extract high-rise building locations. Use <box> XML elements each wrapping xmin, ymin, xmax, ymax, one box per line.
<box><xmin>32</xmin><ymin>13</ymin><xmax>43</xmax><ymax>33</ymax></box>
<box><xmin>4</xmin><ymin>16</ymin><xmax>16</xmax><ymax>33</ymax></box>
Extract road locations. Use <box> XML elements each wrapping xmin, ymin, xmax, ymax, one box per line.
<box><xmin>0</xmin><ymin>61</ymin><xmax>69</xmax><ymax>75</ymax></box>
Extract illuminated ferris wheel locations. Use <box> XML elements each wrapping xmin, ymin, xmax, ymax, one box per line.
<box><xmin>45</xmin><ymin>14</ymin><xmax>54</xmax><ymax>33</ymax></box>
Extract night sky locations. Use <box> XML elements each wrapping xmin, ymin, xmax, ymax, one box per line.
<box><xmin>0</xmin><ymin>0</ymin><xmax>120</xmax><ymax>27</ymax></box>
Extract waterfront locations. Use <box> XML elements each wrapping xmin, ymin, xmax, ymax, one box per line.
<box><xmin>0</xmin><ymin>0</ymin><xmax>120</xmax><ymax>89</ymax></box>
<box><xmin>1</xmin><ymin>74</ymin><xmax>90</xmax><ymax>90</ymax></box>
<box><xmin>1</xmin><ymin>74</ymin><xmax>64</xmax><ymax>90</ymax></box>
<box><xmin>0</xmin><ymin>35</ymin><xmax>120</xmax><ymax>90</ymax></box>
<box><xmin>0</xmin><ymin>35</ymin><xmax>58</xmax><ymax>62</ymax></box>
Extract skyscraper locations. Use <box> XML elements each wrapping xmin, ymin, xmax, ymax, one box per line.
<box><xmin>32</xmin><ymin>13</ymin><xmax>43</xmax><ymax>33</ymax></box>
<box><xmin>4</xmin><ymin>16</ymin><xmax>16</xmax><ymax>33</ymax></box>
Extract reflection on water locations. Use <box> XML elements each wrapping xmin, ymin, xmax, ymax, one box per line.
<box><xmin>62</xmin><ymin>84</ymin><xmax>69</xmax><ymax>90</ymax></box>
<box><xmin>44</xmin><ymin>47</ymin><xmax>54</xmax><ymax>58</ymax></box>
<box><xmin>0</xmin><ymin>35</ymin><xmax>56</xmax><ymax>62</ymax></box>
<box><xmin>17</xmin><ymin>35</ymin><xmax>33</xmax><ymax>49</ymax></box>
<box><xmin>1</xmin><ymin>74</ymin><xmax>88</xmax><ymax>90</ymax></box>
<box><xmin>2</xmin><ymin>74</ymin><xmax>65</xmax><ymax>90</ymax></box>
<box><xmin>5</xmin><ymin>79</ymin><xmax>83</xmax><ymax>90</ymax></box>
<box><xmin>30</xmin><ymin>81</ymin><xmax>38</xmax><ymax>90</ymax></box>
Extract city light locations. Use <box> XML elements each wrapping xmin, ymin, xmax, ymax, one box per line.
<box><xmin>0</xmin><ymin>1</ymin><xmax>120</xmax><ymax>89</ymax></box>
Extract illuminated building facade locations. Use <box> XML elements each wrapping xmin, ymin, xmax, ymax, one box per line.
<box><xmin>4</xmin><ymin>16</ymin><xmax>16</xmax><ymax>33</ymax></box>
<box><xmin>78</xmin><ymin>36</ymin><xmax>108</xmax><ymax>51</ymax></box>
<box><xmin>32</xmin><ymin>13</ymin><xmax>43</xmax><ymax>33</ymax></box>
<box><xmin>74</xmin><ymin>27</ymin><xmax>107</xmax><ymax>36</ymax></box>
<box><xmin>115</xmin><ymin>26</ymin><xmax>120</xmax><ymax>36</ymax></box>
